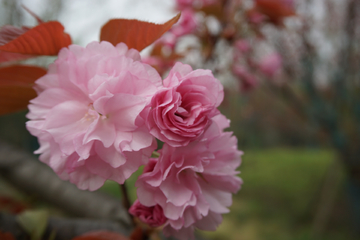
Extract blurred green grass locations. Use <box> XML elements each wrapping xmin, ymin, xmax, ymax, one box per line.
<box><xmin>201</xmin><ymin>148</ymin><xmax>352</xmax><ymax>240</ymax></box>
<box><xmin>99</xmin><ymin>148</ymin><xmax>354</xmax><ymax>240</ymax></box>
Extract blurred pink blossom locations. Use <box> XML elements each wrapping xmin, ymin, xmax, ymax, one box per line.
<box><xmin>176</xmin><ymin>0</ymin><xmax>217</xmax><ymax>10</ymax></box>
<box><xmin>175</xmin><ymin>0</ymin><xmax>193</xmax><ymax>10</ymax></box>
<box><xmin>157</xmin><ymin>32</ymin><xmax>177</xmax><ymax>49</ymax></box>
<box><xmin>198</xmin><ymin>0</ymin><xmax>218</xmax><ymax>7</ymax></box>
<box><xmin>137</xmin><ymin>114</ymin><xmax>242</xmax><ymax>239</ymax></box>
<box><xmin>283</xmin><ymin>0</ymin><xmax>295</xmax><ymax>8</ymax></box>
<box><xmin>247</xmin><ymin>9</ymin><xmax>266</xmax><ymax>24</ymax></box>
<box><xmin>170</xmin><ymin>9</ymin><xmax>197</xmax><ymax>37</ymax></box>
<box><xmin>147</xmin><ymin>62</ymin><xmax>224</xmax><ymax>147</ymax></box>
<box><xmin>129</xmin><ymin>199</ymin><xmax>167</xmax><ymax>228</ymax></box>
<box><xmin>232</xmin><ymin>65</ymin><xmax>258</xmax><ymax>92</ymax></box>
<box><xmin>252</xmin><ymin>0</ymin><xmax>296</xmax><ymax>26</ymax></box>
<box><xmin>258</xmin><ymin>53</ymin><xmax>283</xmax><ymax>78</ymax></box>
<box><xmin>234</xmin><ymin>39</ymin><xmax>251</xmax><ymax>54</ymax></box>
<box><xmin>26</xmin><ymin>41</ymin><xmax>161</xmax><ymax>191</ymax></box>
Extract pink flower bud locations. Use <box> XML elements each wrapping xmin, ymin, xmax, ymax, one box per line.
<box><xmin>129</xmin><ymin>200</ymin><xmax>167</xmax><ymax>228</ymax></box>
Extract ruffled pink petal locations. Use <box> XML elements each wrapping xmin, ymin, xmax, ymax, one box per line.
<box><xmin>26</xmin><ymin>41</ymin><xmax>161</xmax><ymax>191</ymax></box>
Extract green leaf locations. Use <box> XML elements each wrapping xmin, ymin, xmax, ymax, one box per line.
<box><xmin>151</xmin><ymin>151</ymin><xmax>160</xmax><ymax>158</ymax></box>
<box><xmin>17</xmin><ymin>209</ymin><xmax>49</xmax><ymax>240</ymax></box>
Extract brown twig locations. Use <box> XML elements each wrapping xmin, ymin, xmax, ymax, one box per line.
<box><xmin>120</xmin><ymin>183</ymin><xmax>136</xmax><ymax>227</ymax></box>
<box><xmin>0</xmin><ymin>140</ymin><xmax>131</xmax><ymax>226</ymax></box>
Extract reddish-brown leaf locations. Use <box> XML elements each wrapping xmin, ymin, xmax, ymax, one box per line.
<box><xmin>0</xmin><ymin>196</ymin><xmax>29</xmax><ymax>214</ymax></box>
<box><xmin>0</xmin><ymin>65</ymin><xmax>46</xmax><ymax>115</ymax></box>
<box><xmin>0</xmin><ymin>21</ymin><xmax>71</xmax><ymax>56</ymax></box>
<box><xmin>72</xmin><ymin>231</ymin><xmax>130</xmax><ymax>240</ymax></box>
<box><xmin>255</xmin><ymin>0</ymin><xmax>296</xmax><ymax>25</ymax></box>
<box><xmin>198</xmin><ymin>1</ymin><xmax>224</xmax><ymax>19</ymax></box>
<box><xmin>0</xmin><ymin>25</ymin><xmax>36</xmax><ymax>63</ymax></box>
<box><xmin>0</xmin><ymin>231</ymin><xmax>16</xmax><ymax>240</ymax></box>
<box><xmin>21</xmin><ymin>4</ymin><xmax>44</xmax><ymax>24</ymax></box>
<box><xmin>0</xmin><ymin>25</ymin><xmax>31</xmax><ymax>44</ymax></box>
<box><xmin>100</xmin><ymin>13</ymin><xmax>181</xmax><ymax>51</ymax></box>
<box><xmin>0</xmin><ymin>51</ymin><xmax>35</xmax><ymax>64</ymax></box>
<box><xmin>129</xmin><ymin>227</ymin><xmax>143</xmax><ymax>240</ymax></box>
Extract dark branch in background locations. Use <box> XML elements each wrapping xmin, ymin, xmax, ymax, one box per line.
<box><xmin>0</xmin><ymin>140</ymin><xmax>131</xmax><ymax>226</ymax></box>
<box><xmin>0</xmin><ymin>212</ymin><xmax>130</xmax><ymax>240</ymax></box>
<box><xmin>120</xmin><ymin>183</ymin><xmax>136</xmax><ymax>227</ymax></box>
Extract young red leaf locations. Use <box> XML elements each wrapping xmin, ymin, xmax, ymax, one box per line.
<box><xmin>198</xmin><ymin>1</ymin><xmax>224</xmax><ymax>19</ymax></box>
<box><xmin>72</xmin><ymin>231</ymin><xmax>130</xmax><ymax>240</ymax></box>
<box><xmin>100</xmin><ymin>13</ymin><xmax>181</xmax><ymax>51</ymax></box>
<box><xmin>0</xmin><ymin>65</ymin><xmax>46</xmax><ymax>115</ymax></box>
<box><xmin>0</xmin><ymin>21</ymin><xmax>71</xmax><ymax>56</ymax></box>
<box><xmin>0</xmin><ymin>25</ymin><xmax>31</xmax><ymax>44</ymax></box>
<box><xmin>0</xmin><ymin>25</ymin><xmax>35</xmax><ymax>63</ymax></box>
<box><xmin>0</xmin><ymin>51</ymin><xmax>35</xmax><ymax>64</ymax></box>
<box><xmin>21</xmin><ymin>4</ymin><xmax>44</xmax><ymax>24</ymax></box>
<box><xmin>0</xmin><ymin>231</ymin><xmax>16</xmax><ymax>240</ymax></box>
<box><xmin>0</xmin><ymin>196</ymin><xmax>29</xmax><ymax>214</ymax></box>
<box><xmin>255</xmin><ymin>0</ymin><xmax>296</xmax><ymax>26</ymax></box>
<box><xmin>129</xmin><ymin>227</ymin><xmax>144</xmax><ymax>240</ymax></box>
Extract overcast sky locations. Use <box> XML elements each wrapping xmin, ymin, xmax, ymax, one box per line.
<box><xmin>1</xmin><ymin>0</ymin><xmax>176</xmax><ymax>46</ymax></box>
<box><xmin>57</xmin><ymin>0</ymin><xmax>176</xmax><ymax>46</ymax></box>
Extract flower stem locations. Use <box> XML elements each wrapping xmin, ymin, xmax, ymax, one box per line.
<box><xmin>120</xmin><ymin>183</ymin><xmax>136</xmax><ymax>227</ymax></box>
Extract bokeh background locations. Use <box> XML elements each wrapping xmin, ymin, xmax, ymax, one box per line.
<box><xmin>0</xmin><ymin>0</ymin><xmax>359</xmax><ymax>240</ymax></box>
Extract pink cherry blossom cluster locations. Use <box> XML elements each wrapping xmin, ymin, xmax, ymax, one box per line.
<box><xmin>26</xmin><ymin>41</ymin><xmax>242</xmax><ymax>240</ymax></box>
<box><xmin>232</xmin><ymin>39</ymin><xmax>283</xmax><ymax>92</ymax></box>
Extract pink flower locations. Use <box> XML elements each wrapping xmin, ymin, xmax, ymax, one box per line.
<box><xmin>147</xmin><ymin>62</ymin><xmax>224</xmax><ymax>147</ymax></box>
<box><xmin>175</xmin><ymin>0</ymin><xmax>193</xmax><ymax>10</ymax></box>
<box><xmin>283</xmin><ymin>0</ymin><xmax>295</xmax><ymax>8</ymax></box>
<box><xmin>176</xmin><ymin>0</ymin><xmax>216</xmax><ymax>10</ymax></box>
<box><xmin>232</xmin><ymin>65</ymin><xmax>258</xmax><ymax>92</ymax></box>
<box><xmin>129</xmin><ymin>199</ymin><xmax>167</xmax><ymax>228</ymax></box>
<box><xmin>156</xmin><ymin>32</ymin><xmax>177</xmax><ymax>49</ymax></box>
<box><xmin>136</xmin><ymin>114</ymin><xmax>242</xmax><ymax>239</ymax></box>
<box><xmin>26</xmin><ymin>41</ymin><xmax>162</xmax><ymax>191</ymax></box>
<box><xmin>258</xmin><ymin>53</ymin><xmax>282</xmax><ymax>78</ymax></box>
<box><xmin>246</xmin><ymin>9</ymin><xmax>266</xmax><ymax>24</ymax></box>
<box><xmin>198</xmin><ymin>0</ymin><xmax>218</xmax><ymax>7</ymax></box>
<box><xmin>170</xmin><ymin>9</ymin><xmax>197</xmax><ymax>37</ymax></box>
<box><xmin>234</xmin><ymin>39</ymin><xmax>251</xmax><ymax>54</ymax></box>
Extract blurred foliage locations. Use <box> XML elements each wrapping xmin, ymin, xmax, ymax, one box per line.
<box><xmin>202</xmin><ymin>148</ymin><xmax>353</xmax><ymax>240</ymax></box>
<box><xmin>220</xmin><ymin>88</ymin><xmax>319</xmax><ymax>149</ymax></box>
<box><xmin>0</xmin><ymin>110</ymin><xmax>37</xmax><ymax>151</ymax></box>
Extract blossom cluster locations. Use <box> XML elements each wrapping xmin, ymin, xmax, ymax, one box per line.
<box><xmin>26</xmin><ymin>41</ymin><xmax>242</xmax><ymax>239</ymax></box>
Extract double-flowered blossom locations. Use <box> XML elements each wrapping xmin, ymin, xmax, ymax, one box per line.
<box><xmin>135</xmin><ymin>114</ymin><xmax>243</xmax><ymax>240</ymax></box>
<box><xmin>25</xmin><ymin>38</ymin><xmax>242</xmax><ymax>240</ymax></box>
<box><xmin>26</xmin><ymin>41</ymin><xmax>162</xmax><ymax>190</ymax></box>
<box><xmin>147</xmin><ymin>62</ymin><xmax>224</xmax><ymax>147</ymax></box>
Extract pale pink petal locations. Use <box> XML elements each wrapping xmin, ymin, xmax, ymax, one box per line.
<box><xmin>136</xmin><ymin>120</ymin><xmax>242</xmax><ymax>238</ymax></box>
<box><xmin>26</xmin><ymin>41</ymin><xmax>160</xmax><ymax>190</ymax></box>
<box><xmin>148</xmin><ymin>62</ymin><xmax>224</xmax><ymax>147</ymax></box>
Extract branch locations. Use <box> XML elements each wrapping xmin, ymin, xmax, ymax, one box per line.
<box><xmin>0</xmin><ymin>140</ymin><xmax>131</xmax><ymax>227</ymax></box>
<box><xmin>0</xmin><ymin>212</ymin><xmax>130</xmax><ymax>240</ymax></box>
